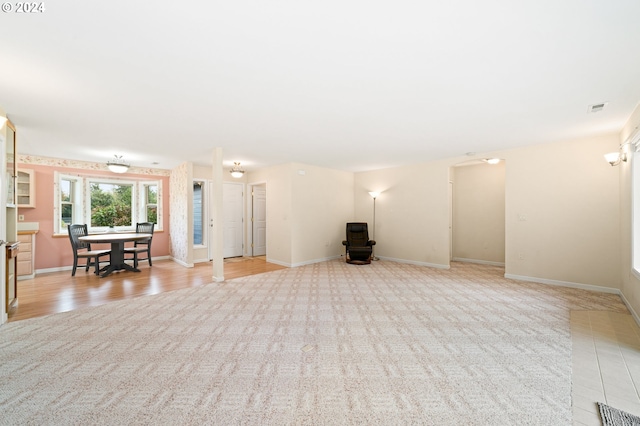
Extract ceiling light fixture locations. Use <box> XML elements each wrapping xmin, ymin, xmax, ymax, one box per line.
<box><xmin>485</xmin><ymin>158</ymin><xmax>501</xmax><ymax>165</ymax></box>
<box><xmin>230</xmin><ymin>162</ymin><xmax>245</xmax><ymax>178</ymax></box>
<box><xmin>107</xmin><ymin>155</ymin><xmax>130</xmax><ymax>173</ymax></box>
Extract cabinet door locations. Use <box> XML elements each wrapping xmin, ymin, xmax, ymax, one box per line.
<box><xmin>17</xmin><ymin>169</ymin><xmax>35</xmax><ymax>208</ymax></box>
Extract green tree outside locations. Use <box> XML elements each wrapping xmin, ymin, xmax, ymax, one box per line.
<box><xmin>91</xmin><ymin>183</ymin><xmax>133</xmax><ymax>227</ymax></box>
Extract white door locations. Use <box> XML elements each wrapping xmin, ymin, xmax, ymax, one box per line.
<box><xmin>252</xmin><ymin>186</ymin><xmax>266</xmax><ymax>256</ymax></box>
<box><xmin>223</xmin><ymin>182</ymin><xmax>244</xmax><ymax>258</ymax></box>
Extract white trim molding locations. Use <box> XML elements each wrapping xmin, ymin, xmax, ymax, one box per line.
<box><xmin>505</xmin><ymin>273</ymin><xmax>640</xmax><ymax>327</ymax></box>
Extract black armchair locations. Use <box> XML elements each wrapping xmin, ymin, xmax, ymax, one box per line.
<box><xmin>342</xmin><ymin>222</ymin><xmax>376</xmax><ymax>264</ymax></box>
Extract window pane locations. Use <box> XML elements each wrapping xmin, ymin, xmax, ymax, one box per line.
<box><xmin>61</xmin><ymin>179</ymin><xmax>71</xmax><ymax>202</ymax></box>
<box><xmin>90</xmin><ymin>182</ymin><xmax>133</xmax><ymax>227</ymax></box>
<box><xmin>193</xmin><ymin>182</ymin><xmax>203</xmax><ymax>245</ymax></box>
<box><xmin>147</xmin><ymin>205</ymin><xmax>157</xmax><ymax>224</ymax></box>
<box><xmin>147</xmin><ymin>185</ymin><xmax>157</xmax><ymax>204</ymax></box>
<box><xmin>61</xmin><ymin>204</ymin><xmax>73</xmax><ymax>227</ymax></box>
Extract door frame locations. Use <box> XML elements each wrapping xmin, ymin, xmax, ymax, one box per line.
<box><xmin>247</xmin><ymin>181</ymin><xmax>267</xmax><ymax>257</ymax></box>
<box><xmin>222</xmin><ymin>181</ymin><xmax>245</xmax><ymax>258</ymax></box>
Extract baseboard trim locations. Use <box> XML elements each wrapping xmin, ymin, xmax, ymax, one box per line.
<box><xmin>452</xmin><ymin>257</ymin><xmax>505</xmax><ymax>267</ymax></box>
<box><xmin>290</xmin><ymin>255</ymin><xmax>342</xmax><ymax>268</ymax></box>
<box><xmin>377</xmin><ymin>256</ymin><xmax>450</xmax><ymax>270</ymax></box>
<box><xmin>36</xmin><ymin>256</ymin><xmax>172</xmax><ymax>275</ymax></box>
<box><xmin>505</xmin><ymin>273</ymin><xmax>640</xmax><ymax>327</ymax></box>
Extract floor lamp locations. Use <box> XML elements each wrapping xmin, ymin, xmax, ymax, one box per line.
<box><xmin>368</xmin><ymin>191</ymin><xmax>380</xmax><ymax>261</ymax></box>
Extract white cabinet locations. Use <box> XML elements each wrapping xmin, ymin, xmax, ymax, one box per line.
<box><xmin>17</xmin><ymin>231</ymin><xmax>37</xmax><ymax>279</ymax></box>
<box><xmin>17</xmin><ymin>168</ymin><xmax>35</xmax><ymax>208</ymax></box>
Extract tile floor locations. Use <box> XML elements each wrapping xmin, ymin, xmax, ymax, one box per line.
<box><xmin>571</xmin><ymin>310</ymin><xmax>640</xmax><ymax>425</ymax></box>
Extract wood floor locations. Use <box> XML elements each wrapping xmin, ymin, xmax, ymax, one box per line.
<box><xmin>7</xmin><ymin>257</ymin><xmax>287</xmax><ymax>322</ymax></box>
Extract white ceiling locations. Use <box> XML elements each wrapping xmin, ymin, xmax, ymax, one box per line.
<box><xmin>1</xmin><ymin>1</ymin><xmax>640</xmax><ymax>172</ymax></box>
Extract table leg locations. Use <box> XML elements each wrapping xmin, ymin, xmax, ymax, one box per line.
<box><xmin>99</xmin><ymin>241</ymin><xmax>141</xmax><ymax>277</ymax></box>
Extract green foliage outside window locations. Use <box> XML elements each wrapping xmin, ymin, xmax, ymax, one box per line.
<box><xmin>91</xmin><ymin>183</ymin><xmax>133</xmax><ymax>227</ymax></box>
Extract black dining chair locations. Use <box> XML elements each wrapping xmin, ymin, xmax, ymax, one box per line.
<box><xmin>67</xmin><ymin>224</ymin><xmax>111</xmax><ymax>276</ymax></box>
<box><xmin>124</xmin><ymin>222</ymin><xmax>154</xmax><ymax>268</ymax></box>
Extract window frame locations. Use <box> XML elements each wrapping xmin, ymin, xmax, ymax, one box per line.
<box><xmin>85</xmin><ymin>177</ymin><xmax>138</xmax><ymax>232</ymax></box>
<box><xmin>54</xmin><ymin>173</ymin><xmax>163</xmax><ymax>235</ymax></box>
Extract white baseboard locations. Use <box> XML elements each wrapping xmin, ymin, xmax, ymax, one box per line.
<box><xmin>36</xmin><ymin>256</ymin><xmax>172</xmax><ymax>275</ymax></box>
<box><xmin>452</xmin><ymin>257</ymin><xmax>505</xmax><ymax>267</ymax></box>
<box><xmin>505</xmin><ymin>273</ymin><xmax>640</xmax><ymax>327</ymax></box>
<box><xmin>377</xmin><ymin>256</ymin><xmax>450</xmax><ymax>270</ymax></box>
<box><xmin>170</xmin><ymin>257</ymin><xmax>193</xmax><ymax>268</ymax></box>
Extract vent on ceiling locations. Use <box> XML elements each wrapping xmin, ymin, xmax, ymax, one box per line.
<box><xmin>588</xmin><ymin>102</ymin><xmax>608</xmax><ymax>113</ymax></box>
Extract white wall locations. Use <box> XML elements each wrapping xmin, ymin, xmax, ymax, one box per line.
<box><xmin>354</xmin><ymin>134</ymin><xmax>621</xmax><ymax>287</ymax></box>
<box><xmin>355</xmin><ymin>160</ymin><xmax>452</xmax><ymax>268</ymax></box>
<box><xmin>248</xmin><ymin>163</ymin><xmax>354</xmax><ymax>267</ymax></box>
<box><xmin>452</xmin><ymin>162</ymin><xmax>505</xmax><ymax>264</ymax></box>
<box><xmin>620</xmin><ymin>103</ymin><xmax>640</xmax><ymax>319</ymax></box>
<box><xmin>290</xmin><ymin>163</ymin><xmax>354</xmax><ymax>266</ymax></box>
<box><xmin>504</xmin><ymin>135</ymin><xmax>620</xmax><ymax>288</ymax></box>
<box><xmin>248</xmin><ymin>164</ymin><xmax>293</xmax><ymax>265</ymax></box>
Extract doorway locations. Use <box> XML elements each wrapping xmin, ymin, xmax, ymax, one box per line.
<box><xmin>251</xmin><ymin>184</ymin><xmax>266</xmax><ymax>256</ymax></box>
<box><xmin>223</xmin><ymin>182</ymin><xmax>244</xmax><ymax>258</ymax></box>
<box><xmin>450</xmin><ymin>160</ymin><xmax>506</xmax><ymax>266</ymax></box>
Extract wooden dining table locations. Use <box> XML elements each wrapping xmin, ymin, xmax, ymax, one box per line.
<box><xmin>78</xmin><ymin>232</ymin><xmax>152</xmax><ymax>278</ymax></box>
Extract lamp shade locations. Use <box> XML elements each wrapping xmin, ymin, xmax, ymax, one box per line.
<box><xmin>107</xmin><ymin>155</ymin><xmax>130</xmax><ymax>173</ymax></box>
<box><xmin>368</xmin><ymin>191</ymin><xmax>380</xmax><ymax>199</ymax></box>
<box><xmin>604</xmin><ymin>152</ymin><xmax>620</xmax><ymax>165</ymax></box>
<box><xmin>230</xmin><ymin>162</ymin><xmax>244</xmax><ymax>178</ymax></box>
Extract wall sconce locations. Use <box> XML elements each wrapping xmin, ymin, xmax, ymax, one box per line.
<box><xmin>0</xmin><ymin>116</ymin><xmax>7</xmax><ymax>128</ymax></box>
<box><xmin>107</xmin><ymin>155</ymin><xmax>130</xmax><ymax>173</ymax></box>
<box><xmin>604</xmin><ymin>146</ymin><xmax>628</xmax><ymax>167</ymax></box>
<box><xmin>485</xmin><ymin>158</ymin><xmax>501</xmax><ymax>165</ymax></box>
<box><xmin>230</xmin><ymin>162</ymin><xmax>245</xmax><ymax>178</ymax></box>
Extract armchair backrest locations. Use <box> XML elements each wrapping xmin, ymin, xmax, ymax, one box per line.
<box><xmin>136</xmin><ymin>222</ymin><xmax>154</xmax><ymax>235</ymax></box>
<box><xmin>135</xmin><ymin>222</ymin><xmax>154</xmax><ymax>248</ymax></box>
<box><xmin>345</xmin><ymin>222</ymin><xmax>370</xmax><ymax>247</ymax></box>
<box><xmin>68</xmin><ymin>224</ymin><xmax>90</xmax><ymax>251</ymax></box>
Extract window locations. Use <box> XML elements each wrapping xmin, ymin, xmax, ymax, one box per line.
<box><xmin>56</xmin><ymin>174</ymin><xmax>83</xmax><ymax>232</ymax></box>
<box><xmin>54</xmin><ymin>173</ymin><xmax>162</xmax><ymax>235</ymax></box>
<box><xmin>60</xmin><ymin>178</ymin><xmax>74</xmax><ymax>226</ymax></box>
<box><xmin>143</xmin><ymin>183</ymin><xmax>158</xmax><ymax>224</ymax></box>
<box><xmin>87</xmin><ymin>179</ymin><xmax>135</xmax><ymax>229</ymax></box>
<box><xmin>193</xmin><ymin>181</ymin><xmax>204</xmax><ymax>245</ymax></box>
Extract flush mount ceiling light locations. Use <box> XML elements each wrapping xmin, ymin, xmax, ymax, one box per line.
<box><xmin>230</xmin><ymin>162</ymin><xmax>245</xmax><ymax>178</ymax></box>
<box><xmin>107</xmin><ymin>155</ymin><xmax>130</xmax><ymax>173</ymax></box>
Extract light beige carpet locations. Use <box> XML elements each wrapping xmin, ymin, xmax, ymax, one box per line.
<box><xmin>0</xmin><ymin>260</ymin><xmax>628</xmax><ymax>425</ymax></box>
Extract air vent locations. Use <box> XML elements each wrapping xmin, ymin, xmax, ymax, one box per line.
<box><xmin>588</xmin><ymin>102</ymin><xmax>608</xmax><ymax>113</ymax></box>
